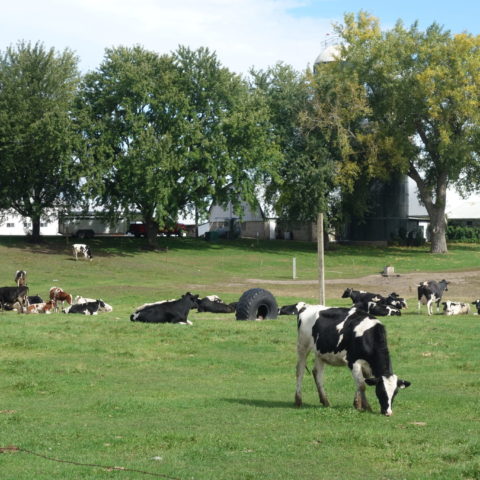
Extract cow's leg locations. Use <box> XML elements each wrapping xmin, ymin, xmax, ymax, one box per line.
<box><xmin>426</xmin><ymin>297</ymin><xmax>433</xmax><ymax>316</ymax></box>
<box><xmin>295</xmin><ymin>345</ymin><xmax>309</xmax><ymax>407</ymax></box>
<box><xmin>351</xmin><ymin>361</ymin><xmax>372</xmax><ymax>412</ymax></box>
<box><xmin>312</xmin><ymin>357</ymin><xmax>330</xmax><ymax>407</ymax></box>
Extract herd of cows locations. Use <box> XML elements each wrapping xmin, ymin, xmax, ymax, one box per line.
<box><xmin>2</xmin><ymin>243</ymin><xmax>479</xmax><ymax>416</ymax></box>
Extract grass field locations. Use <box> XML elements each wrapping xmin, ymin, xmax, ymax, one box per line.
<box><xmin>0</xmin><ymin>237</ymin><xmax>479</xmax><ymax>479</ymax></box>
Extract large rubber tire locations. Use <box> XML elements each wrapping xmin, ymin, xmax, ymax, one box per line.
<box><xmin>235</xmin><ymin>288</ymin><xmax>278</xmax><ymax>321</ymax></box>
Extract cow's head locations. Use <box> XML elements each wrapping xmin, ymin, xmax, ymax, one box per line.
<box><xmin>341</xmin><ymin>288</ymin><xmax>353</xmax><ymax>299</ymax></box>
<box><xmin>365</xmin><ymin>375</ymin><xmax>411</xmax><ymax>416</ymax></box>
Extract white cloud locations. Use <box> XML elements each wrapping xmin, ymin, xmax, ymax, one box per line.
<box><xmin>0</xmin><ymin>0</ymin><xmax>338</xmax><ymax>74</ymax></box>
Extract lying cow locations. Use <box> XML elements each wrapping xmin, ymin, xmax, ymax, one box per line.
<box><xmin>130</xmin><ymin>292</ymin><xmax>199</xmax><ymax>324</ymax></box>
<box><xmin>417</xmin><ymin>279</ymin><xmax>449</xmax><ymax>315</ymax></box>
<box><xmin>442</xmin><ymin>301</ymin><xmax>470</xmax><ymax>316</ymax></box>
<box><xmin>64</xmin><ymin>299</ymin><xmax>112</xmax><ymax>315</ymax></box>
<box><xmin>295</xmin><ymin>303</ymin><xmax>410</xmax><ymax>416</ymax></box>
<box><xmin>0</xmin><ymin>286</ymin><xmax>29</xmax><ymax>312</ymax></box>
<box><xmin>196</xmin><ymin>296</ymin><xmax>236</xmax><ymax>313</ymax></box>
<box><xmin>72</xmin><ymin>243</ymin><xmax>93</xmax><ymax>261</ymax></box>
<box><xmin>27</xmin><ymin>300</ymin><xmax>56</xmax><ymax>314</ymax></box>
<box><xmin>364</xmin><ymin>302</ymin><xmax>401</xmax><ymax>317</ymax></box>
<box><xmin>28</xmin><ymin>295</ymin><xmax>44</xmax><ymax>304</ymax></box>
<box><xmin>278</xmin><ymin>304</ymin><xmax>302</xmax><ymax>315</ymax></box>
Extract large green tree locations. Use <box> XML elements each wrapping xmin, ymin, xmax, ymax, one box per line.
<box><xmin>0</xmin><ymin>41</ymin><xmax>81</xmax><ymax>242</ymax></box>
<box><xmin>250</xmin><ymin>64</ymin><xmax>337</xmax><ymax>241</ymax></box>
<box><xmin>77</xmin><ymin>45</ymin><xmax>278</xmax><ymax>247</ymax></box>
<box><xmin>310</xmin><ymin>12</ymin><xmax>480</xmax><ymax>253</ymax></box>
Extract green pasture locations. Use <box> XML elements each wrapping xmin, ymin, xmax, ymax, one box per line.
<box><xmin>0</xmin><ymin>237</ymin><xmax>479</xmax><ymax>479</ymax></box>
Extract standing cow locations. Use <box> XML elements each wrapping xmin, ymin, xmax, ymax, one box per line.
<box><xmin>417</xmin><ymin>280</ymin><xmax>449</xmax><ymax>315</ymax></box>
<box><xmin>295</xmin><ymin>303</ymin><xmax>410</xmax><ymax>416</ymax></box>
<box><xmin>72</xmin><ymin>244</ymin><xmax>93</xmax><ymax>261</ymax></box>
<box><xmin>14</xmin><ymin>270</ymin><xmax>27</xmax><ymax>286</ymax></box>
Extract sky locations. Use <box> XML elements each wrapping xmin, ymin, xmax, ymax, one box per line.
<box><xmin>1</xmin><ymin>0</ymin><xmax>479</xmax><ymax>75</ymax></box>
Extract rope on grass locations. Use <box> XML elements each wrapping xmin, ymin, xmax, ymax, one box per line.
<box><xmin>0</xmin><ymin>446</ymin><xmax>181</xmax><ymax>479</ymax></box>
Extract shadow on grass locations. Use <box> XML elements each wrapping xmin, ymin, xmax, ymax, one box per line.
<box><xmin>223</xmin><ymin>397</ymin><xmax>316</xmax><ymax>409</ymax></box>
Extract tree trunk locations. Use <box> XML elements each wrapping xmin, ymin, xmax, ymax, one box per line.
<box><xmin>144</xmin><ymin>218</ymin><xmax>159</xmax><ymax>249</ymax></box>
<box><xmin>30</xmin><ymin>215</ymin><xmax>41</xmax><ymax>243</ymax></box>
<box><xmin>408</xmin><ymin>166</ymin><xmax>448</xmax><ymax>254</ymax></box>
<box><xmin>429</xmin><ymin>207</ymin><xmax>448</xmax><ymax>254</ymax></box>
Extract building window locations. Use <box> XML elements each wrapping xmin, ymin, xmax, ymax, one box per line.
<box><xmin>6</xmin><ymin>223</ymin><xmax>14</xmax><ymax>228</ymax></box>
<box><xmin>24</xmin><ymin>222</ymin><xmax>31</xmax><ymax>228</ymax></box>
<box><xmin>40</xmin><ymin>222</ymin><xmax>47</xmax><ymax>227</ymax></box>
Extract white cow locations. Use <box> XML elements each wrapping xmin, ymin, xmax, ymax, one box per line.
<box><xmin>72</xmin><ymin>244</ymin><xmax>93</xmax><ymax>261</ymax></box>
<box><xmin>442</xmin><ymin>301</ymin><xmax>470</xmax><ymax>316</ymax></box>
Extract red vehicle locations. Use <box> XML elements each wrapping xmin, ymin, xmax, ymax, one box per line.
<box><xmin>127</xmin><ymin>222</ymin><xmax>186</xmax><ymax>237</ymax></box>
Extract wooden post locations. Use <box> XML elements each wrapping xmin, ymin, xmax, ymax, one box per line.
<box><xmin>293</xmin><ymin>257</ymin><xmax>297</xmax><ymax>280</ymax></box>
<box><xmin>317</xmin><ymin>212</ymin><xmax>325</xmax><ymax>305</ymax></box>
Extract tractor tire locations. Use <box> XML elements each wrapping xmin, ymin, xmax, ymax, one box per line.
<box><xmin>235</xmin><ymin>288</ymin><xmax>278</xmax><ymax>321</ymax></box>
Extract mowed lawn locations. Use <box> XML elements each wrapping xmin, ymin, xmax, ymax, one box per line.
<box><xmin>0</xmin><ymin>237</ymin><xmax>479</xmax><ymax>479</ymax></box>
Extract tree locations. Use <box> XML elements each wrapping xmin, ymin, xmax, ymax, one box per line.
<box><xmin>310</xmin><ymin>12</ymin><xmax>480</xmax><ymax>253</ymax></box>
<box><xmin>250</xmin><ymin>64</ymin><xmax>332</xmax><ymax>223</ymax></box>
<box><xmin>77</xmin><ymin>45</ymin><xmax>279</xmax><ymax>248</ymax></box>
<box><xmin>0</xmin><ymin>41</ymin><xmax>81</xmax><ymax>242</ymax></box>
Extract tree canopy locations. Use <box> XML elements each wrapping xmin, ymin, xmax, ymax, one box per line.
<box><xmin>77</xmin><ymin>45</ymin><xmax>279</xmax><ymax>247</ymax></box>
<box><xmin>310</xmin><ymin>12</ymin><xmax>480</xmax><ymax>253</ymax></box>
<box><xmin>0</xmin><ymin>41</ymin><xmax>81</xmax><ymax>241</ymax></box>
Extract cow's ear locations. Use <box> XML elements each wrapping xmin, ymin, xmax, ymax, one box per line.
<box><xmin>397</xmin><ymin>379</ymin><xmax>411</xmax><ymax>389</ymax></box>
<box><xmin>365</xmin><ymin>377</ymin><xmax>380</xmax><ymax>386</ymax></box>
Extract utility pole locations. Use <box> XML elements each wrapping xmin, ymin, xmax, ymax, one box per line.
<box><xmin>317</xmin><ymin>212</ymin><xmax>325</xmax><ymax>305</ymax></box>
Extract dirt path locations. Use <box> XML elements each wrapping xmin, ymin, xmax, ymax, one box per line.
<box><xmin>242</xmin><ymin>270</ymin><xmax>480</xmax><ymax>301</ymax></box>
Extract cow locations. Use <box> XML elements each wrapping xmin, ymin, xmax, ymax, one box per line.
<box><xmin>196</xmin><ymin>296</ymin><xmax>236</xmax><ymax>313</ymax></box>
<box><xmin>72</xmin><ymin>243</ymin><xmax>93</xmax><ymax>261</ymax></box>
<box><xmin>74</xmin><ymin>296</ymin><xmax>97</xmax><ymax>304</ymax></box>
<box><xmin>364</xmin><ymin>302</ymin><xmax>402</xmax><ymax>317</ymax></box>
<box><xmin>130</xmin><ymin>292</ymin><xmax>199</xmax><ymax>324</ymax></box>
<box><xmin>295</xmin><ymin>303</ymin><xmax>410</xmax><ymax>416</ymax></box>
<box><xmin>341</xmin><ymin>288</ymin><xmax>384</xmax><ymax>311</ymax></box>
<box><xmin>383</xmin><ymin>292</ymin><xmax>408</xmax><ymax>310</ymax></box>
<box><xmin>471</xmin><ymin>300</ymin><xmax>480</xmax><ymax>314</ymax></box>
<box><xmin>417</xmin><ymin>280</ymin><xmax>449</xmax><ymax>315</ymax></box>
<box><xmin>14</xmin><ymin>270</ymin><xmax>27</xmax><ymax>286</ymax></box>
<box><xmin>27</xmin><ymin>300</ymin><xmax>56</xmax><ymax>314</ymax></box>
<box><xmin>64</xmin><ymin>300</ymin><xmax>112</xmax><ymax>315</ymax></box>
<box><xmin>28</xmin><ymin>295</ymin><xmax>44</xmax><ymax>304</ymax></box>
<box><xmin>278</xmin><ymin>304</ymin><xmax>301</xmax><ymax>315</ymax></box>
<box><xmin>0</xmin><ymin>286</ymin><xmax>29</xmax><ymax>312</ymax></box>
<box><xmin>49</xmin><ymin>287</ymin><xmax>73</xmax><ymax>312</ymax></box>
<box><xmin>442</xmin><ymin>301</ymin><xmax>470</xmax><ymax>316</ymax></box>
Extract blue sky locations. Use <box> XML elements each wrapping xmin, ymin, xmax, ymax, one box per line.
<box><xmin>289</xmin><ymin>1</ymin><xmax>480</xmax><ymax>34</ymax></box>
<box><xmin>1</xmin><ymin>1</ymin><xmax>478</xmax><ymax>75</ymax></box>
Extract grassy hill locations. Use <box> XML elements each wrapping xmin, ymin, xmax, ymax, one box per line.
<box><xmin>0</xmin><ymin>237</ymin><xmax>479</xmax><ymax>479</ymax></box>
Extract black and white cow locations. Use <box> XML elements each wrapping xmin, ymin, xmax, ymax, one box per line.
<box><xmin>341</xmin><ymin>288</ymin><xmax>384</xmax><ymax>312</ymax></box>
<box><xmin>417</xmin><ymin>279</ymin><xmax>449</xmax><ymax>315</ymax></box>
<box><xmin>64</xmin><ymin>300</ymin><xmax>112</xmax><ymax>315</ymax></box>
<box><xmin>471</xmin><ymin>300</ymin><xmax>480</xmax><ymax>314</ymax></box>
<box><xmin>295</xmin><ymin>303</ymin><xmax>410</xmax><ymax>416</ymax></box>
<box><xmin>196</xmin><ymin>296</ymin><xmax>236</xmax><ymax>313</ymax></box>
<box><xmin>0</xmin><ymin>286</ymin><xmax>29</xmax><ymax>312</ymax></box>
<box><xmin>72</xmin><ymin>243</ymin><xmax>93</xmax><ymax>261</ymax></box>
<box><xmin>130</xmin><ymin>292</ymin><xmax>199</xmax><ymax>324</ymax></box>
<box><xmin>442</xmin><ymin>301</ymin><xmax>470</xmax><ymax>316</ymax></box>
<box><xmin>278</xmin><ymin>303</ymin><xmax>302</xmax><ymax>315</ymax></box>
<box><xmin>364</xmin><ymin>302</ymin><xmax>401</xmax><ymax>317</ymax></box>
<box><xmin>14</xmin><ymin>270</ymin><xmax>27</xmax><ymax>286</ymax></box>
<box><xmin>28</xmin><ymin>294</ymin><xmax>44</xmax><ymax>304</ymax></box>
